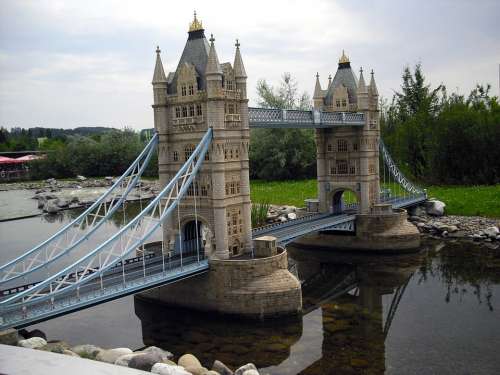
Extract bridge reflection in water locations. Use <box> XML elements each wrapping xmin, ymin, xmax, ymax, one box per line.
<box><xmin>134</xmin><ymin>248</ymin><xmax>423</xmax><ymax>375</ymax></box>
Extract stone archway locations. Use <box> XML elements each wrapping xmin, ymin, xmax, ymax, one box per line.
<box><xmin>174</xmin><ymin>215</ymin><xmax>214</xmax><ymax>259</ymax></box>
<box><xmin>331</xmin><ymin>188</ymin><xmax>360</xmax><ymax>215</ymax></box>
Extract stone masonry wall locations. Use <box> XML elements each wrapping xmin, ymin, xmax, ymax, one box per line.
<box><xmin>138</xmin><ymin>249</ymin><xmax>302</xmax><ymax>317</ymax></box>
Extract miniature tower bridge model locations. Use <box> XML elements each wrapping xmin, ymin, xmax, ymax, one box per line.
<box><xmin>0</xmin><ymin>13</ymin><xmax>426</xmax><ymax>329</ymax></box>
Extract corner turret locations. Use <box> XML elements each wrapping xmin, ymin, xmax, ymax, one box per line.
<box><xmin>313</xmin><ymin>73</ymin><xmax>323</xmax><ymax>109</ymax></box>
<box><xmin>233</xmin><ymin>39</ymin><xmax>247</xmax><ymax>99</ymax></box>
<box><xmin>357</xmin><ymin>67</ymin><xmax>368</xmax><ymax>110</ymax></box>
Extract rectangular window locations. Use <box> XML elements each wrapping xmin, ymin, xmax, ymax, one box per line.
<box><xmin>235</xmin><ymin>148</ymin><xmax>239</xmax><ymax>158</ymax></box>
<box><xmin>188</xmin><ymin>85</ymin><xmax>194</xmax><ymax>95</ymax></box>
<box><xmin>173</xmin><ymin>151</ymin><xmax>179</xmax><ymax>162</ymax></box>
<box><xmin>189</xmin><ymin>105</ymin><xmax>195</xmax><ymax>117</ymax></box>
<box><xmin>337</xmin><ymin>159</ymin><xmax>348</xmax><ymax>174</ymax></box>
<box><xmin>228</xmin><ymin>104</ymin><xmax>235</xmax><ymax>114</ymax></box>
<box><xmin>182</xmin><ymin>106</ymin><xmax>187</xmax><ymax>117</ymax></box>
<box><xmin>201</xmin><ymin>185</ymin><xmax>208</xmax><ymax>196</ymax></box>
<box><xmin>336</xmin><ymin>99</ymin><xmax>341</xmax><ymax>107</ymax></box>
<box><xmin>196</xmin><ymin>104</ymin><xmax>202</xmax><ymax>116</ymax></box>
<box><xmin>337</xmin><ymin>139</ymin><xmax>348</xmax><ymax>152</ymax></box>
<box><xmin>341</xmin><ymin>99</ymin><xmax>347</xmax><ymax>107</ymax></box>
<box><xmin>353</xmin><ymin>143</ymin><xmax>358</xmax><ymax>151</ymax></box>
<box><xmin>181</xmin><ymin>85</ymin><xmax>187</xmax><ymax>96</ymax></box>
<box><xmin>227</xmin><ymin>80</ymin><xmax>233</xmax><ymax>90</ymax></box>
<box><xmin>327</xmin><ymin>144</ymin><xmax>332</xmax><ymax>152</ymax></box>
<box><xmin>175</xmin><ymin>107</ymin><xmax>181</xmax><ymax>118</ymax></box>
<box><xmin>350</xmin><ymin>165</ymin><xmax>356</xmax><ymax>175</ymax></box>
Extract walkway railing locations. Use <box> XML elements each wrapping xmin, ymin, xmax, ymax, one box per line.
<box><xmin>0</xmin><ymin>129</ymin><xmax>212</xmax><ymax>321</ymax></box>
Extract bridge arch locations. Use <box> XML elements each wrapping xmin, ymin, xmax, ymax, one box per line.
<box><xmin>329</xmin><ymin>187</ymin><xmax>360</xmax><ymax>215</ymax></box>
<box><xmin>176</xmin><ymin>214</ymin><xmax>214</xmax><ymax>258</ymax></box>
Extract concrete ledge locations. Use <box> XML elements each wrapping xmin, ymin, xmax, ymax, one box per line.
<box><xmin>0</xmin><ymin>344</ymin><xmax>151</xmax><ymax>375</ymax></box>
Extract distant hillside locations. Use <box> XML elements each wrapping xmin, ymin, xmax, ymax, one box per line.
<box><xmin>9</xmin><ymin>126</ymin><xmax>118</xmax><ymax>138</ymax></box>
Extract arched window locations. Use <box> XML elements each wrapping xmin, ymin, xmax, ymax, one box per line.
<box><xmin>175</xmin><ymin>107</ymin><xmax>181</xmax><ymax>118</ymax></box>
<box><xmin>173</xmin><ymin>151</ymin><xmax>179</xmax><ymax>162</ymax></box>
<box><xmin>182</xmin><ymin>106</ymin><xmax>187</xmax><ymax>117</ymax></box>
<box><xmin>184</xmin><ymin>144</ymin><xmax>195</xmax><ymax>161</ymax></box>
<box><xmin>188</xmin><ymin>84</ymin><xmax>194</xmax><ymax>95</ymax></box>
<box><xmin>181</xmin><ymin>85</ymin><xmax>187</xmax><ymax>96</ymax></box>
<box><xmin>196</xmin><ymin>104</ymin><xmax>202</xmax><ymax>116</ymax></box>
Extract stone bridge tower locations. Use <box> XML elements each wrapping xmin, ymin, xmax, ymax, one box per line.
<box><xmin>313</xmin><ymin>51</ymin><xmax>380</xmax><ymax>214</ymax></box>
<box><xmin>152</xmin><ymin>13</ymin><xmax>252</xmax><ymax>259</ymax></box>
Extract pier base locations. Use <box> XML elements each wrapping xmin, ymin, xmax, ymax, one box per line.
<box><xmin>138</xmin><ymin>248</ymin><xmax>302</xmax><ymax>318</ymax></box>
<box><xmin>294</xmin><ymin>205</ymin><xmax>421</xmax><ymax>252</ymax></box>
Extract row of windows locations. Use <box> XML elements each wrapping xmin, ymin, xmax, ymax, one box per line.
<box><xmin>225</xmin><ymin>180</ymin><xmax>241</xmax><ymax>196</ymax></box>
<box><xmin>180</xmin><ymin>84</ymin><xmax>195</xmax><ymax>97</ymax></box>
<box><xmin>225</xmin><ymin>80</ymin><xmax>234</xmax><ymax>91</ymax></box>
<box><xmin>327</xmin><ymin>139</ymin><xmax>358</xmax><ymax>153</ymax></box>
<box><xmin>224</xmin><ymin>103</ymin><xmax>239</xmax><ymax>114</ymax></box>
<box><xmin>335</xmin><ymin>98</ymin><xmax>348</xmax><ymax>108</ymax></box>
<box><xmin>172</xmin><ymin>145</ymin><xmax>209</xmax><ymax>162</ymax></box>
<box><xmin>186</xmin><ymin>182</ymin><xmax>209</xmax><ymax>197</ymax></box>
<box><xmin>330</xmin><ymin>159</ymin><xmax>356</xmax><ymax>175</ymax></box>
<box><xmin>227</xmin><ymin>209</ymin><xmax>243</xmax><ymax>236</ymax></box>
<box><xmin>175</xmin><ymin>104</ymin><xmax>203</xmax><ymax>118</ymax></box>
<box><xmin>224</xmin><ymin>146</ymin><xmax>240</xmax><ymax>160</ymax></box>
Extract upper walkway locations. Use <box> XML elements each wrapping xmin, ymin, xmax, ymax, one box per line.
<box><xmin>248</xmin><ymin>107</ymin><xmax>365</xmax><ymax>128</ymax></box>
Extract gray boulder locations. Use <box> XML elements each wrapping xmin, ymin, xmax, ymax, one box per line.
<box><xmin>19</xmin><ymin>328</ymin><xmax>46</xmax><ymax>340</ymax></box>
<box><xmin>408</xmin><ymin>205</ymin><xmax>426</xmax><ymax>217</ymax></box>
<box><xmin>128</xmin><ymin>352</ymin><xmax>163</xmax><ymax>371</ymax></box>
<box><xmin>212</xmin><ymin>360</ymin><xmax>234</xmax><ymax>375</ymax></box>
<box><xmin>243</xmin><ymin>371</ymin><xmax>259</xmax><ymax>375</ymax></box>
<box><xmin>76</xmin><ymin>175</ymin><xmax>87</xmax><ymax>181</ymax></box>
<box><xmin>0</xmin><ymin>328</ymin><xmax>18</xmax><ymax>345</ymax></box>
<box><xmin>141</xmin><ymin>346</ymin><xmax>174</xmax><ymax>361</ymax></box>
<box><xmin>151</xmin><ymin>363</ymin><xmax>192</xmax><ymax>375</ymax></box>
<box><xmin>425</xmin><ymin>200</ymin><xmax>445</xmax><ymax>216</ymax></box>
<box><xmin>235</xmin><ymin>364</ymin><xmax>258</xmax><ymax>375</ymax></box>
<box><xmin>115</xmin><ymin>353</ymin><xmax>140</xmax><ymax>367</ymax></box>
<box><xmin>18</xmin><ymin>337</ymin><xmax>47</xmax><ymax>349</ymax></box>
<box><xmin>96</xmin><ymin>347</ymin><xmax>133</xmax><ymax>363</ymax></box>
<box><xmin>287</xmin><ymin>212</ymin><xmax>297</xmax><ymax>220</ymax></box>
<box><xmin>484</xmin><ymin>226</ymin><xmax>499</xmax><ymax>239</ymax></box>
<box><xmin>56</xmin><ymin>199</ymin><xmax>69</xmax><ymax>208</ymax></box>
<box><xmin>43</xmin><ymin>199</ymin><xmax>60</xmax><ymax>214</ymax></box>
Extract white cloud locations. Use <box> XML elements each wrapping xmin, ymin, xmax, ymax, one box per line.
<box><xmin>0</xmin><ymin>0</ymin><xmax>499</xmax><ymax>129</ymax></box>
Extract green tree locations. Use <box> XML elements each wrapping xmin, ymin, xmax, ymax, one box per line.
<box><xmin>250</xmin><ymin>73</ymin><xmax>316</xmax><ymax>180</ymax></box>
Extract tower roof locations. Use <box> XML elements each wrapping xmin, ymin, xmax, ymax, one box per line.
<box><xmin>205</xmin><ymin>34</ymin><xmax>222</xmax><ymax>75</ymax></box>
<box><xmin>324</xmin><ymin>51</ymin><xmax>358</xmax><ymax>105</ymax></box>
<box><xmin>152</xmin><ymin>46</ymin><xmax>167</xmax><ymax>84</ymax></box>
<box><xmin>357</xmin><ymin>67</ymin><xmax>367</xmax><ymax>93</ymax></box>
<box><xmin>168</xmin><ymin>13</ymin><xmax>210</xmax><ymax>94</ymax></box>
<box><xmin>369</xmin><ymin>69</ymin><xmax>378</xmax><ymax>95</ymax></box>
<box><xmin>233</xmin><ymin>39</ymin><xmax>247</xmax><ymax>78</ymax></box>
<box><xmin>313</xmin><ymin>72</ymin><xmax>323</xmax><ymax>99</ymax></box>
<box><xmin>189</xmin><ymin>11</ymin><xmax>203</xmax><ymax>32</ymax></box>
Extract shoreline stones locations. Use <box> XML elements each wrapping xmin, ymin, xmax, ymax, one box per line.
<box><xmin>408</xmin><ymin>204</ymin><xmax>500</xmax><ymax>244</ymax></box>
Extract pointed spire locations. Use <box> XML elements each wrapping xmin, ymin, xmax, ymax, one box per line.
<box><xmin>357</xmin><ymin>66</ymin><xmax>367</xmax><ymax>93</ymax></box>
<box><xmin>205</xmin><ymin>34</ymin><xmax>222</xmax><ymax>75</ymax></box>
<box><xmin>369</xmin><ymin>69</ymin><xmax>378</xmax><ymax>95</ymax></box>
<box><xmin>233</xmin><ymin>39</ymin><xmax>247</xmax><ymax>78</ymax></box>
<box><xmin>152</xmin><ymin>46</ymin><xmax>167</xmax><ymax>84</ymax></box>
<box><xmin>313</xmin><ymin>72</ymin><xmax>323</xmax><ymax>99</ymax></box>
<box><xmin>328</xmin><ymin>74</ymin><xmax>332</xmax><ymax>88</ymax></box>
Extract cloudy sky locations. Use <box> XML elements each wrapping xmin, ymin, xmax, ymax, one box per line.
<box><xmin>0</xmin><ymin>0</ymin><xmax>499</xmax><ymax>130</ymax></box>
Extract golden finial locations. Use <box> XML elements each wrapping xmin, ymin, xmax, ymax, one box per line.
<box><xmin>189</xmin><ymin>11</ymin><xmax>203</xmax><ymax>32</ymax></box>
<box><xmin>339</xmin><ymin>50</ymin><xmax>350</xmax><ymax>64</ymax></box>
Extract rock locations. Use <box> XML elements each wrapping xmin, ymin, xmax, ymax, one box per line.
<box><xmin>40</xmin><ymin>341</ymin><xmax>71</xmax><ymax>354</ymax></box>
<box><xmin>287</xmin><ymin>212</ymin><xmax>297</xmax><ymax>220</ymax></box>
<box><xmin>185</xmin><ymin>366</ymin><xmax>209</xmax><ymax>375</ymax></box>
<box><xmin>212</xmin><ymin>360</ymin><xmax>234</xmax><ymax>375</ymax></box>
<box><xmin>70</xmin><ymin>196</ymin><xmax>80</xmax><ymax>204</ymax></box>
<box><xmin>278</xmin><ymin>216</ymin><xmax>287</xmax><ymax>222</ymax></box>
<box><xmin>105</xmin><ymin>176</ymin><xmax>114</xmax><ymax>182</ymax></box>
<box><xmin>425</xmin><ymin>200</ymin><xmax>445</xmax><ymax>216</ymax></box>
<box><xmin>141</xmin><ymin>345</ymin><xmax>174</xmax><ymax>361</ymax></box>
<box><xmin>18</xmin><ymin>337</ymin><xmax>47</xmax><ymax>349</ymax></box>
<box><xmin>235</xmin><ymin>364</ymin><xmax>258</xmax><ymax>375</ymax></box>
<box><xmin>484</xmin><ymin>226</ymin><xmax>500</xmax><ymax>239</ymax></box>
<box><xmin>416</xmin><ymin>222</ymin><xmax>426</xmax><ymax>228</ymax></box>
<box><xmin>0</xmin><ymin>328</ymin><xmax>18</xmax><ymax>345</ymax></box>
<box><xmin>242</xmin><ymin>370</ymin><xmax>259</xmax><ymax>375</ymax></box>
<box><xmin>96</xmin><ymin>347</ymin><xmax>133</xmax><ymax>363</ymax></box>
<box><xmin>472</xmin><ymin>234</ymin><xmax>483</xmax><ymax>241</ymax></box>
<box><xmin>442</xmin><ymin>231</ymin><xmax>448</xmax><ymax>237</ymax></box>
<box><xmin>151</xmin><ymin>363</ymin><xmax>192</xmax><ymax>375</ymax></box>
<box><xmin>37</xmin><ymin>197</ymin><xmax>46</xmax><ymax>209</ymax></box>
<box><xmin>19</xmin><ymin>329</ymin><xmax>47</xmax><ymax>340</ymax></box>
<box><xmin>56</xmin><ymin>199</ymin><xmax>69</xmax><ymax>208</ymax></box>
<box><xmin>76</xmin><ymin>175</ymin><xmax>87</xmax><ymax>181</ymax></box>
<box><xmin>206</xmin><ymin>372</ymin><xmax>220</xmax><ymax>375</ymax></box>
<box><xmin>62</xmin><ymin>349</ymin><xmax>80</xmax><ymax>357</ymax></box>
<box><xmin>72</xmin><ymin>344</ymin><xmax>102</xmax><ymax>359</ymax></box>
<box><xmin>408</xmin><ymin>205</ymin><xmax>426</xmax><ymax>217</ymax></box>
<box><xmin>43</xmin><ymin>199</ymin><xmax>60</xmax><ymax>214</ymax></box>
<box><xmin>46</xmin><ymin>178</ymin><xmax>56</xmax><ymax>184</ymax></box>
<box><xmin>115</xmin><ymin>353</ymin><xmax>140</xmax><ymax>367</ymax></box>
<box><xmin>178</xmin><ymin>353</ymin><xmax>202</xmax><ymax>369</ymax></box>
<box><xmin>129</xmin><ymin>352</ymin><xmax>163</xmax><ymax>372</ymax></box>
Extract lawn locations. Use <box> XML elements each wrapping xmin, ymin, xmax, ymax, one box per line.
<box><xmin>250</xmin><ymin>179</ymin><xmax>500</xmax><ymax>218</ymax></box>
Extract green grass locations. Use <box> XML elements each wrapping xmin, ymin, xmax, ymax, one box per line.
<box><xmin>250</xmin><ymin>179</ymin><xmax>500</xmax><ymax>218</ymax></box>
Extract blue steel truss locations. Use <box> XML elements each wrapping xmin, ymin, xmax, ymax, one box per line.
<box><xmin>0</xmin><ymin>129</ymin><xmax>212</xmax><ymax>330</ymax></box>
<box><xmin>0</xmin><ymin>134</ymin><xmax>159</xmax><ymax>286</ymax></box>
<box><xmin>248</xmin><ymin>107</ymin><xmax>365</xmax><ymax>128</ymax></box>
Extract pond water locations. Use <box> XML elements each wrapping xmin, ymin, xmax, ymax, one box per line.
<box><xmin>0</xmin><ymin>196</ymin><xmax>499</xmax><ymax>374</ymax></box>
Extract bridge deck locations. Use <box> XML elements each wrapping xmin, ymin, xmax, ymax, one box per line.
<box><xmin>0</xmin><ymin>256</ymin><xmax>208</xmax><ymax>330</ymax></box>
